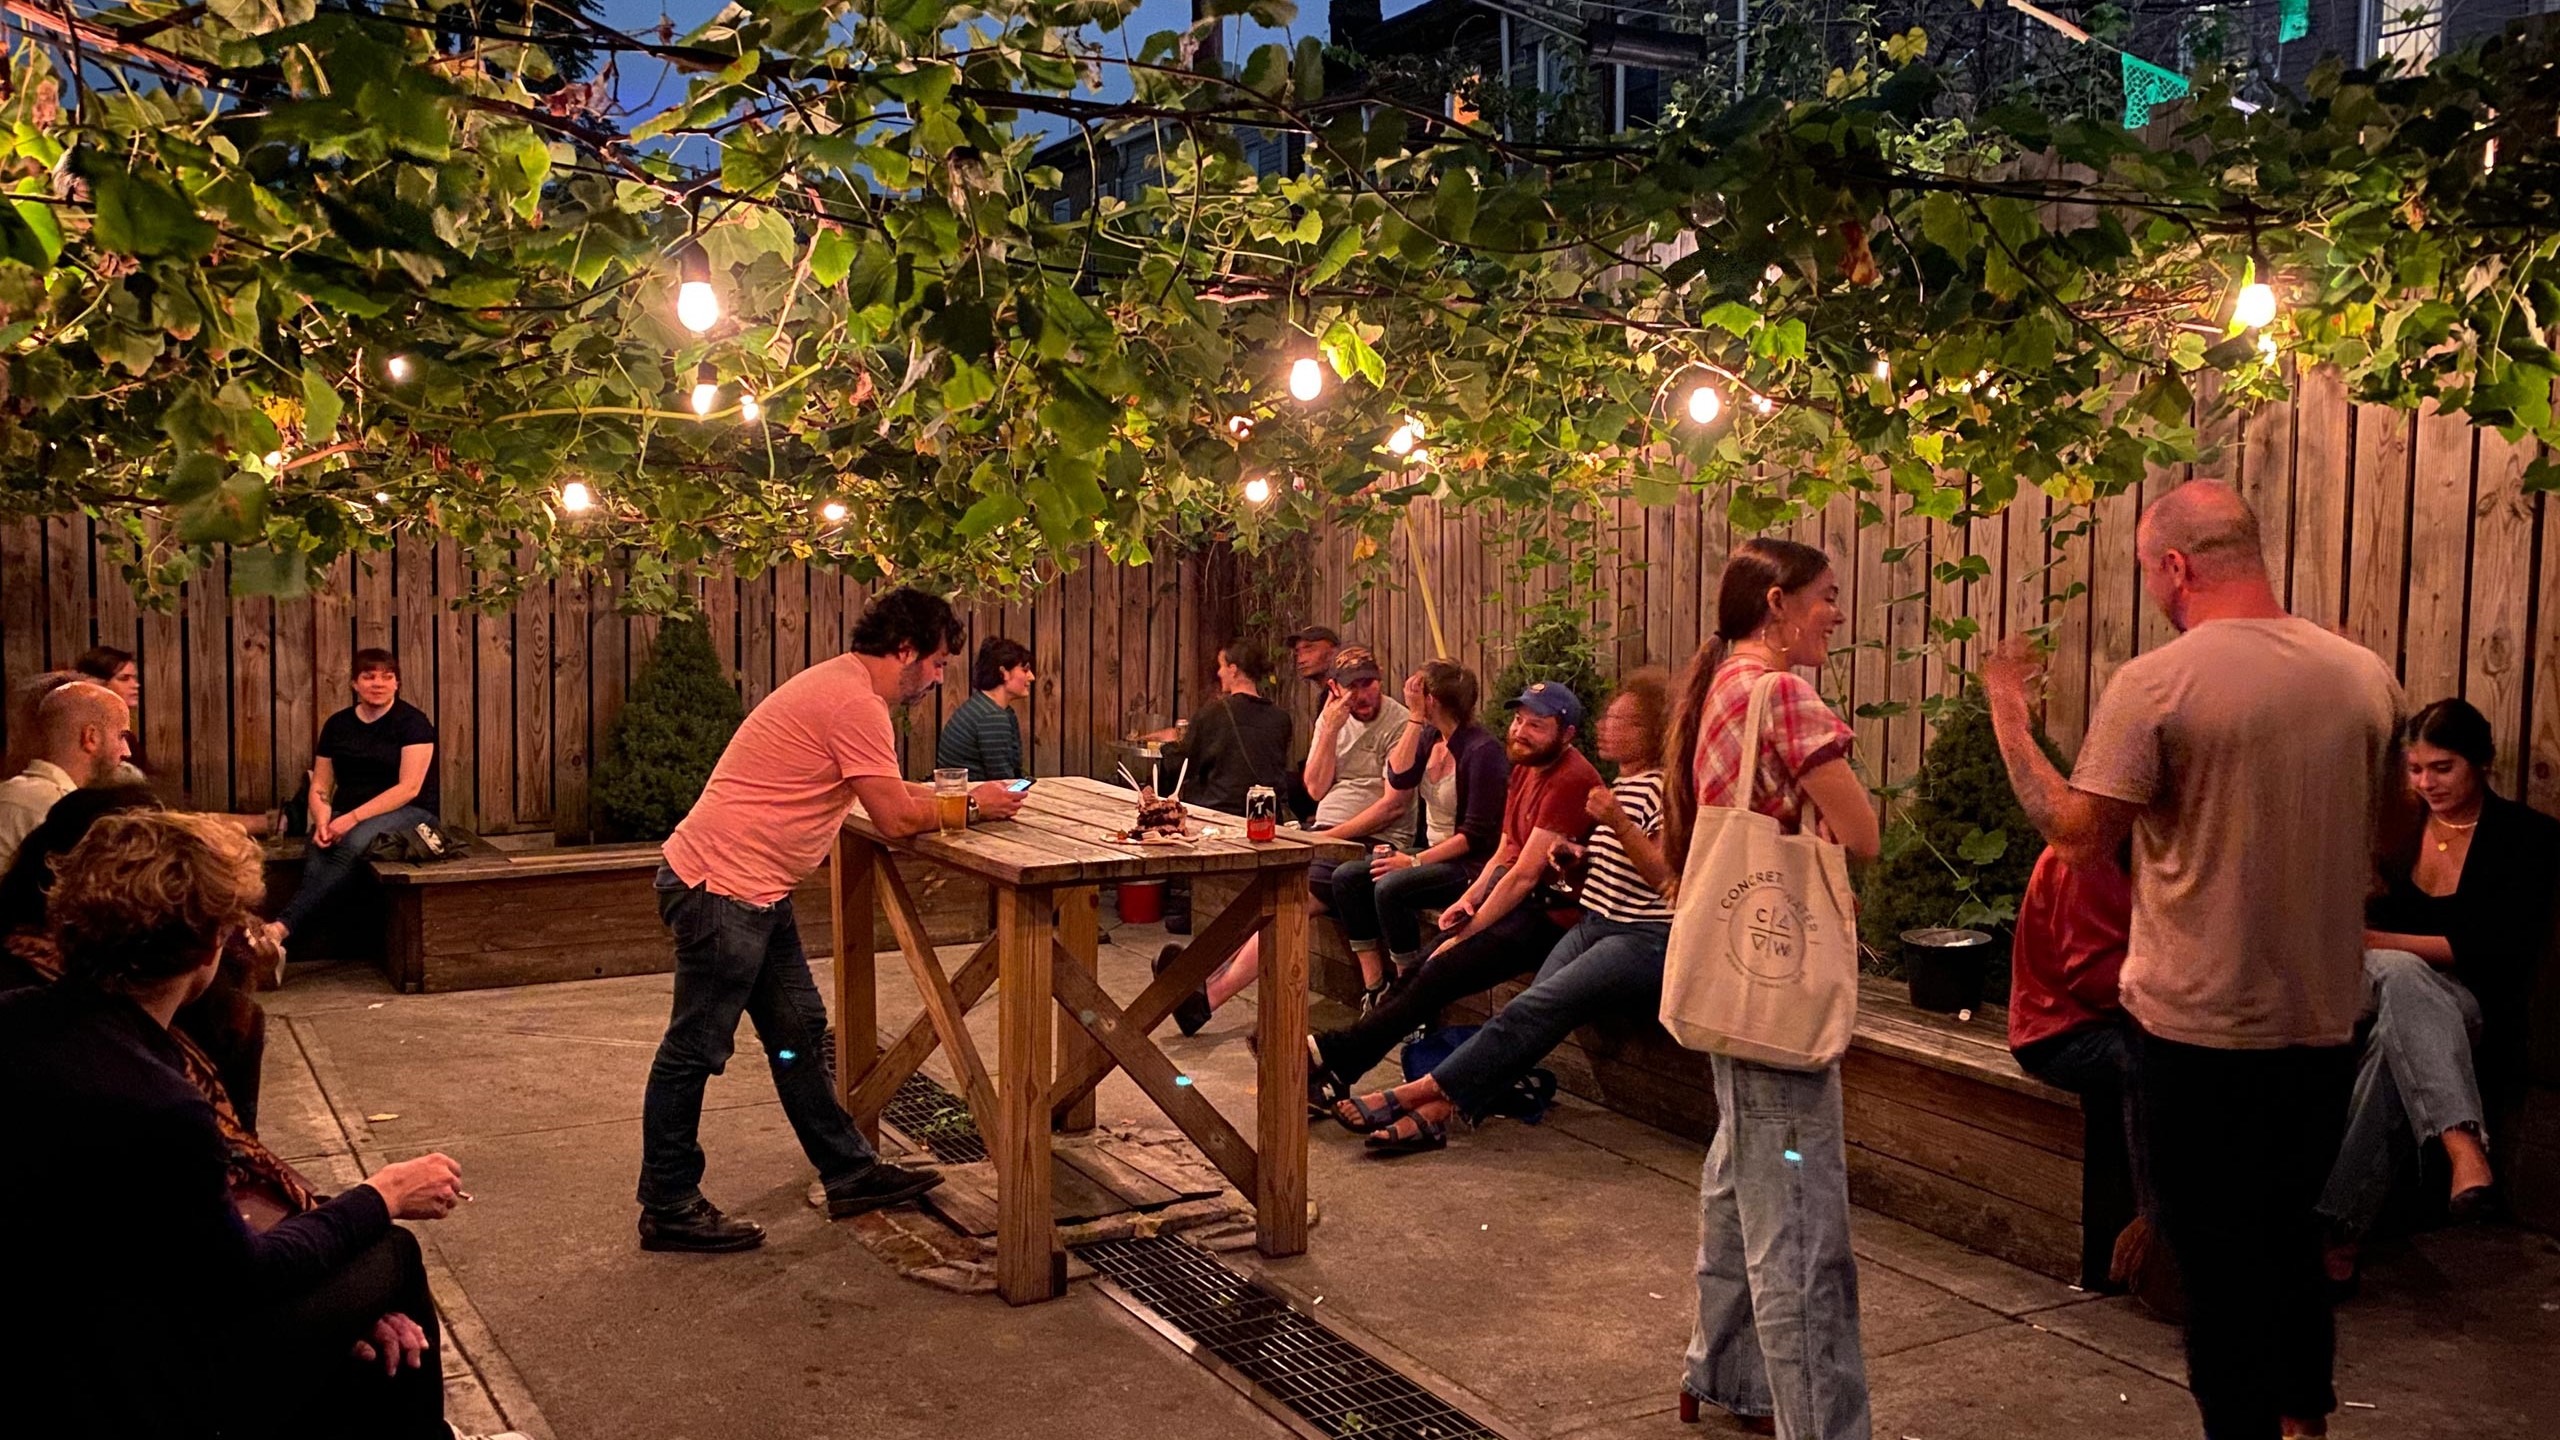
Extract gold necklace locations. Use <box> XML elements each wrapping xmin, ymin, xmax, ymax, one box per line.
<box><xmin>2430</xmin><ymin>811</ymin><xmax>2481</xmax><ymax>853</ymax></box>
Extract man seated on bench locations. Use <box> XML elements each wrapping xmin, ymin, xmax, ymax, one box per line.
<box><xmin>1156</xmin><ymin>645</ymin><xmax>1414</xmax><ymax>1035</ymax></box>
<box><xmin>1329</xmin><ymin>671</ymin><xmax>1676</xmax><ymax>1153</ymax></box>
<box><xmin>1306</xmin><ymin>681</ymin><xmax>1602</xmax><ymax>1133</ymax></box>
<box><xmin>260</xmin><ymin>648</ymin><xmax>438</xmax><ymax>955</ymax></box>
<box><xmin>0</xmin><ymin>810</ymin><xmax>513</xmax><ymax>1440</ymax></box>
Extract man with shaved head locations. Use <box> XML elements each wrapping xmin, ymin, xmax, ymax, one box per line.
<box><xmin>0</xmin><ymin>676</ymin><xmax>132</xmax><ymax>872</ymax></box>
<box><xmin>1983</xmin><ymin>480</ymin><xmax>2406</xmax><ymax>1440</ymax></box>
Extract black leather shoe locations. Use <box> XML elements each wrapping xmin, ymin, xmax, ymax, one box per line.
<box><xmin>825</xmin><ymin>1161</ymin><xmax>945</xmax><ymax>1218</ymax></box>
<box><xmin>638</xmin><ymin>1197</ymin><xmax>765</xmax><ymax>1253</ymax></box>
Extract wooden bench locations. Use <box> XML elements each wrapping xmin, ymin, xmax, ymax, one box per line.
<box><xmin>272</xmin><ymin>833</ymin><xmax>993</xmax><ymax>993</ymax></box>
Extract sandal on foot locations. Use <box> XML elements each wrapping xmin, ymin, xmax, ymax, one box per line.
<box><xmin>1332</xmin><ymin>1091</ymin><xmax>1406</xmax><ymax>1135</ymax></box>
<box><xmin>1362</xmin><ymin>1111</ymin><xmax>1448</xmax><ymax>1155</ymax></box>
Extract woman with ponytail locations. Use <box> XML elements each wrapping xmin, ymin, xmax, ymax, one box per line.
<box><xmin>1667</xmin><ymin>537</ymin><xmax>1880</xmax><ymax>1439</ymax></box>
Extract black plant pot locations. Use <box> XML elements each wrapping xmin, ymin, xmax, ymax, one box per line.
<box><xmin>1901</xmin><ymin>927</ymin><xmax>1994</xmax><ymax>1014</ymax></box>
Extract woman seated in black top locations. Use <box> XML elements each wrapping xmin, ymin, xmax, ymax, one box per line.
<box><xmin>2317</xmin><ymin>699</ymin><xmax>2560</xmax><ymax>1286</ymax></box>
<box><xmin>263</xmin><ymin>647</ymin><xmax>440</xmax><ymax>950</ymax></box>
<box><xmin>0</xmin><ymin>810</ymin><xmax>482</xmax><ymax>1439</ymax></box>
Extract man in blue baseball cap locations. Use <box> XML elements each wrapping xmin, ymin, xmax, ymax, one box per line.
<box><xmin>1306</xmin><ymin>676</ymin><xmax>1606</xmax><ymax>1149</ymax></box>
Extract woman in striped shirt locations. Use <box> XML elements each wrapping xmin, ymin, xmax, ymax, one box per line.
<box><xmin>1334</xmin><ymin>669</ymin><xmax>1677</xmax><ymax>1153</ymax></box>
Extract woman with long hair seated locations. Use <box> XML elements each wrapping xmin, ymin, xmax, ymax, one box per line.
<box><xmin>1329</xmin><ymin>670</ymin><xmax>1678</xmax><ymax>1152</ymax></box>
<box><xmin>2317</xmin><ymin>699</ymin><xmax>2560</xmax><ymax>1289</ymax></box>
<box><xmin>0</xmin><ymin>810</ymin><xmax>494</xmax><ymax>1438</ymax></box>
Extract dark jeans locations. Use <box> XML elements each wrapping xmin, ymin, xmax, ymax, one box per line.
<box><xmin>276</xmin><ymin>805</ymin><xmax>435</xmax><ymax>935</ymax></box>
<box><xmin>639</xmin><ymin>868</ymin><xmax>878</xmax><ymax>1210</ymax></box>
<box><xmin>2141</xmin><ymin>1031</ymin><xmax>2355</xmax><ymax>1439</ymax></box>
<box><xmin>1433</xmin><ymin>916</ymin><xmax>1668</xmax><ymax>1115</ymax></box>
<box><xmin>2014</xmin><ymin>1019</ymin><xmax>2149</xmax><ymax>1291</ymax></box>
<box><xmin>1329</xmin><ymin>857</ymin><xmax>1473</xmax><ymax>961</ymax></box>
<box><xmin>1314</xmin><ymin>903</ymin><xmax>1568</xmax><ymax>1084</ymax></box>
<box><xmin>251</xmin><ymin>1225</ymin><xmax>446</xmax><ymax>1439</ymax></box>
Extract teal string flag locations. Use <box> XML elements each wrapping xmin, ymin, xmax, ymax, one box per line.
<box><xmin>2120</xmin><ymin>52</ymin><xmax>2192</xmax><ymax>129</ymax></box>
<box><xmin>2279</xmin><ymin>0</ymin><xmax>2310</xmax><ymax>43</ymax></box>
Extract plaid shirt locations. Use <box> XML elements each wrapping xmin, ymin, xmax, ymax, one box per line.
<box><xmin>1690</xmin><ymin>656</ymin><xmax>1855</xmax><ymax>832</ymax></box>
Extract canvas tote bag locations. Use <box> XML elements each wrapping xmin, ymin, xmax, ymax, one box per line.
<box><xmin>1657</xmin><ymin>670</ymin><xmax>1861</xmax><ymax>1070</ymax></box>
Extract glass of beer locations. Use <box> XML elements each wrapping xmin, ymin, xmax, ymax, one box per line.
<box><xmin>933</xmin><ymin>768</ymin><xmax>971</xmax><ymax>834</ymax></box>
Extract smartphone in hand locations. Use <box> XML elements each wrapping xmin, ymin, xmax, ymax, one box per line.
<box><xmin>1005</xmin><ymin>779</ymin><xmax>1035</xmax><ymax>793</ymax></box>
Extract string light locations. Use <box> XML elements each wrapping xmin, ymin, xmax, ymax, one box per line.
<box><xmin>2232</xmin><ymin>280</ymin><xmax>2278</xmax><ymax>330</ymax></box>
<box><xmin>821</xmin><ymin>500</ymin><xmax>848</xmax><ymax>523</ymax></box>
<box><xmin>689</xmin><ymin>363</ymin><xmax>719</xmax><ymax>418</ymax></box>
<box><xmin>1685</xmin><ymin>383</ymin><xmax>1723</xmax><ymax>425</ymax></box>
<box><xmin>738</xmin><ymin>392</ymin><xmax>761</xmax><ymax>424</ymax></box>
<box><xmin>1385</xmin><ymin>418</ymin><xmax>1424</xmax><ymax>455</ymax></box>
<box><xmin>1287</xmin><ymin>357</ymin><xmax>1324</xmax><ymax>403</ymax></box>
<box><xmin>386</xmin><ymin>355</ymin><xmax>413</xmax><ymax>382</ymax></box>
<box><xmin>559</xmin><ymin>481</ymin><xmax>594</xmax><ymax>513</ymax></box>
<box><xmin>1243</xmin><ymin>475</ymin><xmax>1274</xmax><ymax>505</ymax></box>
<box><xmin>675</xmin><ymin>243</ymin><xmax>719</xmax><ymax>334</ymax></box>
<box><xmin>1749</xmin><ymin>393</ymin><xmax>1776</xmax><ymax>415</ymax></box>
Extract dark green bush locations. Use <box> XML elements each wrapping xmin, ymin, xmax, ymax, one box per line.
<box><xmin>594</xmin><ymin>617</ymin><xmax>743</xmax><ymax>841</ymax></box>
<box><xmin>1491</xmin><ymin>610</ymin><xmax>1611</xmax><ymax>767</ymax></box>
<box><xmin>1857</xmin><ymin>691</ymin><xmax>2062</xmax><ymax>979</ymax></box>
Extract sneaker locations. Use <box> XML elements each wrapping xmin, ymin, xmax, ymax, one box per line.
<box><xmin>824</xmin><ymin>1161</ymin><xmax>945</xmax><ymax>1219</ymax></box>
<box><xmin>637</xmin><ymin>1197</ymin><xmax>765</xmax><ymax>1253</ymax></box>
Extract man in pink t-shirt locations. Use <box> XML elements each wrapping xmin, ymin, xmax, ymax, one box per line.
<box><xmin>637</xmin><ymin>588</ymin><xmax>1024</xmax><ymax>1254</ymax></box>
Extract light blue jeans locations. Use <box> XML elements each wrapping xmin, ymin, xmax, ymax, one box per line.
<box><xmin>2315</xmin><ymin>948</ymin><xmax>2486</xmax><ymax>1240</ymax></box>
<box><xmin>275</xmin><ymin>804</ymin><xmax>436</xmax><ymax>934</ymax></box>
<box><xmin>1686</xmin><ymin>1056</ymin><xmax>1872</xmax><ymax>1440</ymax></box>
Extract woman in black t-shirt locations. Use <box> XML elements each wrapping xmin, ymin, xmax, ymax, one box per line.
<box><xmin>261</xmin><ymin>649</ymin><xmax>440</xmax><ymax>947</ymax></box>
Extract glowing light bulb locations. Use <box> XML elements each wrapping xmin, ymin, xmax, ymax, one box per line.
<box><xmin>689</xmin><ymin>362</ymin><xmax>718</xmax><ymax>418</ymax></box>
<box><xmin>2233</xmin><ymin>281</ymin><xmax>2278</xmax><ymax>330</ymax></box>
<box><xmin>1243</xmin><ymin>476</ymin><xmax>1273</xmax><ymax>505</ymax></box>
<box><xmin>1685</xmin><ymin>383</ymin><xmax>1722</xmax><ymax>425</ymax></box>
<box><xmin>560</xmin><ymin>481</ymin><xmax>594</xmax><ymax>513</ymax></box>
<box><xmin>675</xmin><ymin>243</ymin><xmax>719</xmax><ymax>334</ymax></box>
<box><xmin>738</xmin><ymin>392</ymin><xmax>761</xmax><ymax>424</ymax></box>
<box><xmin>1750</xmin><ymin>393</ymin><xmax>1776</xmax><ymax>415</ymax></box>
<box><xmin>1385</xmin><ymin>418</ymin><xmax>1423</xmax><ymax>455</ymax></box>
<box><xmin>821</xmin><ymin>500</ymin><xmax>848</xmax><ymax>523</ymax></box>
<box><xmin>1287</xmin><ymin>357</ymin><xmax>1323</xmax><ymax>403</ymax></box>
<box><xmin>386</xmin><ymin>354</ymin><xmax>412</xmax><ymax>382</ymax></box>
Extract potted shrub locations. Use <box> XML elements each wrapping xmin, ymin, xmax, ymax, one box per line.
<box><xmin>1856</xmin><ymin>689</ymin><xmax>2057</xmax><ymax>1014</ymax></box>
<box><xmin>594</xmin><ymin>617</ymin><xmax>744</xmax><ymax>841</ymax></box>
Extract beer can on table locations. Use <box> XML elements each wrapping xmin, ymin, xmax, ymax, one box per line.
<box><xmin>1245</xmin><ymin>785</ymin><xmax>1278</xmax><ymax>842</ymax></box>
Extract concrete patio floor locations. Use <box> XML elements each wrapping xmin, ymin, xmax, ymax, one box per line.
<box><xmin>260</xmin><ymin>923</ymin><xmax>2560</xmax><ymax>1440</ymax></box>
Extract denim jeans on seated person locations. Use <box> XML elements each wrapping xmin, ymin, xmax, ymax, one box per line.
<box><xmin>1431</xmin><ymin>916</ymin><xmax>1669</xmax><ymax>1116</ymax></box>
<box><xmin>2012</xmin><ymin>1017</ymin><xmax>2150</xmax><ymax>1290</ymax></box>
<box><xmin>274</xmin><ymin>804</ymin><xmax>436</xmax><ymax>934</ymax></box>
<box><xmin>1314</xmin><ymin>903</ymin><xmax>1566</xmax><ymax>1084</ymax></box>
<box><xmin>1687</xmin><ymin>1055</ymin><xmax>1871</xmax><ymax>1439</ymax></box>
<box><xmin>1328</xmin><ymin>857</ymin><xmax>1472</xmax><ymax>965</ymax></box>
<box><xmin>638</xmin><ymin>867</ymin><xmax>879</xmax><ymax>1211</ymax></box>
<box><xmin>2316</xmin><ymin>947</ymin><xmax>2487</xmax><ymax>1241</ymax></box>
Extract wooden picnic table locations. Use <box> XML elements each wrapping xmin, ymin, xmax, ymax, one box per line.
<box><xmin>829</xmin><ymin>774</ymin><xmax>1363</xmax><ymax>1304</ymax></box>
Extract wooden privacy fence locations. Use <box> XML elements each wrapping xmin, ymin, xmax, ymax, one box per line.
<box><xmin>0</xmin><ymin>525</ymin><xmax>1249</xmax><ymax>838</ymax></box>
<box><xmin>7</xmin><ymin>368</ymin><xmax>2554</xmax><ymax>830</ymax></box>
<box><xmin>1321</xmin><ymin>372</ymin><xmax>2560</xmax><ymax>817</ymax></box>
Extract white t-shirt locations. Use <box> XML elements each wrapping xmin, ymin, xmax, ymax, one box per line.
<box><xmin>1312</xmin><ymin>697</ymin><xmax>1414</xmax><ymax>846</ymax></box>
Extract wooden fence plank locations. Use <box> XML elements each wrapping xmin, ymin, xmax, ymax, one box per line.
<box><xmin>2046</xmin><ymin>504</ymin><xmax>2095</xmax><ymax>753</ymax></box>
<box><xmin>2240</xmin><ymin>396</ymin><xmax>2297</xmax><ymax>599</ymax></box>
<box><xmin>356</xmin><ymin>550</ymin><xmax>393</xmax><ymax>651</ymax></box>
<box><xmin>2404</xmin><ymin>401</ymin><xmax>2473</xmax><ymax>707</ymax></box>
<box><xmin>809</xmin><ymin>561</ymin><xmax>842</xmax><ymax>663</ymax></box>
<box><xmin>1088</xmin><ymin>560</ymin><xmax>1122</xmax><ymax>775</ymax></box>
<box><xmin>775</xmin><ymin>560</ymin><xmax>809</xmax><ymax>687</ymax></box>
<box><xmin>273</xmin><ymin>591</ymin><xmax>315</xmax><ymax>812</ymax></box>
<box><xmin>311</xmin><ymin>555</ymin><xmax>351</xmax><ymax>732</ymax></box>
<box><xmin>2467</xmin><ymin>428</ymin><xmax>2536</xmax><ymax>798</ymax></box>
<box><xmin>1061</xmin><ymin>561</ymin><xmax>1091</xmax><ymax>779</ymax></box>
<box><xmin>2085</xmin><ymin>485</ymin><xmax>2143</xmax><ymax>727</ymax></box>
<box><xmin>396</xmin><ymin>533</ymin><xmax>434</xmax><ymax>694</ymax></box>
<box><xmin>1034</xmin><ymin>561</ymin><xmax>1065</xmax><ymax>775</ymax></box>
<box><xmin>93</xmin><ymin>528</ymin><xmax>138</xmax><ymax>673</ymax></box>
<box><xmin>515</xmin><ymin>547</ymin><xmax>552</xmax><ymax>827</ymax></box>
<box><xmin>45</xmin><ymin>515</ymin><xmax>86</xmax><ymax>666</ymax></box>
<box><xmin>742</xmin><ymin>565</ymin><xmax>776</xmax><ymax>711</ymax></box>
<box><xmin>555</xmin><ymin>573</ymin><xmax>593</xmax><ymax>841</ymax></box>
<box><xmin>590</xmin><ymin>568</ymin><xmax>629</xmax><ymax>827</ymax></box>
<box><xmin>1885</xmin><ymin>491</ymin><xmax>1928</xmax><ymax>794</ymax></box>
<box><xmin>139</xmin><ymin>551</ymin><xmax>182</xmax><ymax>785</ymax></box>
<box><xmin>705</xmin><ymin>559</ymin><xmax>738</xmax><ymax>683</ymax></box>
<box><xmin>2290</xmin><ymin>368</ymin><xmax>2352</xmax><ymax>629</ymax></box>
<box><xmin>2</xmin><ymin>518</ymin><xmax>45</xmax><ymax>724</ymax></box>
<box><xmin>1851</xmin><ymin>490</ymin><xmax>1890</xmax><ymax>778</ymax></box>
<box><xmin>435</xmin><ymin>540</ymin><xmax>477</xmax><ymax>833</ymax></box>
<box><xmin>187</xmin><ymin>554</ymin><xmax>231</xmax><ymax>811</ymax></box>
<box><xmin>2346</xmin><ymin>404</ymin><xmax>2413</xmax><ymax>668</ymax></box>
<box><xmin>2532</xmin><ymin>496</ymin><xmax>2560</xmax><ymax>815</ymax></box>
<box><xmin>477</xmin><ymin>563</ymin><xmax>517</xmax><ymax>832</ymax></box>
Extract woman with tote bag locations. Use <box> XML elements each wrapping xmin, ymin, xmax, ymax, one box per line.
<box><xmin>1661</xmin><ymin>538</ymin><xmax>1881</xmax><ymax>1439</ymax></box>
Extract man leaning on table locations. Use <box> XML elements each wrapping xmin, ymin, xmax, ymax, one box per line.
<box><xmin>634</xmin><ymin>587</ymin><xmax>1025</xmax><ymax>1255</ymax></box>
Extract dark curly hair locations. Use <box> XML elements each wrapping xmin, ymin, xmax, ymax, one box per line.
<box><xmin>850</xmin><ymin>587</ymin><xmax>966</xmax><ymax>661</ymax></box>
<box><xmin>971</xmin><ymin>636</ymin><xmax>1034</xmax><ymax>693</ymax></box>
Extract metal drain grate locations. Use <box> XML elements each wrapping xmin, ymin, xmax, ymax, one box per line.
<box><xmin>878</xmin><ymin>1068</ymin><xmax>988</xmax><ymax>1164</ymax></box>
<box><xmin>1077</xmin><ymin>1236</ymin><xmax>1505</xmax><ymax>1440</ymax></box>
